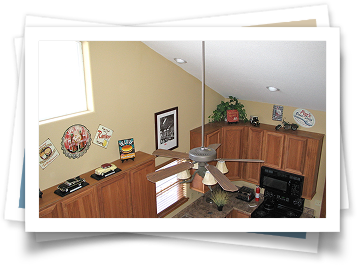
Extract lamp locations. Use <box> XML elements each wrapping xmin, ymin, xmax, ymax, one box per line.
<box><xmin>177</xmin><ymin>169</ymin><xmax>191</xmax><ymax>180</ymax></box>
<box><xmin>202</xmin><ymin>171</ymin><xmax>218</xmax><ymax>185</ymax></box>
<box><xmin>216</xmin><ymin>160</ymin><xmax>229</xmax><ymax>174</ymax></box>
<box><xmin>266</xmin><ymin>86</ymin><xmax>280</xmax><ymax>92</ymax></box>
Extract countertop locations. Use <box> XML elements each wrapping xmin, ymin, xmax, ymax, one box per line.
<box><xmin>173</xmin><ymin>188</ymin><xmax>315</xmax><ymax>218</ymax></box>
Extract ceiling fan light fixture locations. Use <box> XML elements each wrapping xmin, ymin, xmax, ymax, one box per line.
<box><xmin>177</xmin><ymin>169</ymin><xmax>191</xmax><ymax>180</ymax></box>
<box><xmin>202</xmin><ymin>171</ymin><xmax>218</xmax><ymax>186</ymax></box>
<box><xmin>267</xmin><ymin>86</ymin><xmax>280</xmax><ymax>92</ymax></box>
<box><xmin>216</xmin><ymin>160</ymin><xmax>229</xmax><ymax>174</ymax></box>
<box><xmin>174</xmin><ymin>58</ymin><xmax>187</xmax><ymax>64</ymax></box>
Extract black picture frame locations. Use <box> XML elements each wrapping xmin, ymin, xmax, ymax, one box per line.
<box><xmin>154</xmin><ymin>107</ymin><xmax>178</xmax><ymax>150</ymax></box>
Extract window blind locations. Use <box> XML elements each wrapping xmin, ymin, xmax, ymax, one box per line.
<box><xmin>155</xmin><ymin>160</ymin><xmax>188</xmax><ymax>215</ymax></box>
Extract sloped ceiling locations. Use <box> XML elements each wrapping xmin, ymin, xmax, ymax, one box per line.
<box><xmin>143</xmin><ymin>40</ymin><xmax>326</xmax><ymax>111</ymax></box>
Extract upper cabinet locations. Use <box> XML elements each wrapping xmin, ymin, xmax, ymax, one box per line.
<box><xmin>262</xmin><ymin>131</ymin><xmax>285</xmax><ymax>169</ymax></box>
<box><xmin>189</xmin><ymin>122</ymin><xmax>324</xmax><ymax>200</ymax></box>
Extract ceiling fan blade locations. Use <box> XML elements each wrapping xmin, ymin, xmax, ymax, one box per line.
<box><xmin>147</xmin><ymin>161</ymin><xmax>193</xmax><ymax>183</ymax></box>
<box><xmin>152</xmin><ymin>149</ymin><xmax>190</xmax><ymax>160</ymax></box>
<box><xmin>205</xmin><ymin>164</ymin><xmax>238</xmax><ymax>192</ymax></box>
<box><xmin>207</xmin><ymin>143</ymin><xmax>221</xmax><ymax>150</ymax></box>
<box><xmin>217</xmin><ymin>158</ymin><xmax>264</xmax><ymax>163</ymax></box>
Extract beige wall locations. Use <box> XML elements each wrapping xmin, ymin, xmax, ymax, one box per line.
<box><xmin>39</xmin><ymin>41</ymin><xmax>224</xmax><ymax>190</ymax></box>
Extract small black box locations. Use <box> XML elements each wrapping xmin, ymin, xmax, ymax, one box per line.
<box><xmin>236</xmin><ymin>186</ymin><xmax>255</xmax><ymax>202</ymax></box>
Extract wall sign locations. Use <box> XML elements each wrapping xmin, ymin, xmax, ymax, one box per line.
<box><xmin>39</xmin><ymin>138</ymin><xmax>59</xmax><ymax>169</ymax></box>
<box><xmin>118</xmin><ymin>138</ymin><xmax>135</xmax><ymax>162</ymax></box>
<box><xmin>61</xmin><ymin>124</ymin><xmax>91</xmax><ymax>159</ymax></box>
<box><xmin>272</xmin><ymin>105</ymin><xmax>283</xmax><ymax>121</ymax></box>
<box><xmin>93</xmin><ymin>124</ymin><xmax>113</xmax><ymax>149</ymax></box>
<box><xmin>293</xmin><ymin>108</ymin><xmax>315</xmax><ymax>128</ymax></box>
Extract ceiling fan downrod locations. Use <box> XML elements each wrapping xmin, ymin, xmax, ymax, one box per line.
<box><xmin>201</xmin><ymin>41</ymin><xmax>205</xmax><ymax>150</ymax></box>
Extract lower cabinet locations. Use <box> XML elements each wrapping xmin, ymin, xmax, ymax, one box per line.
<box><xmin>226</xmin><ymin>209</ymin><xmax>250</xmax><ymax>218</ymax></box>
<box><xmin>39</xmin><ymin>152</ymin><xmax>157</xmax><ymax>218</ymax></box>
<box><xmin>96</xmin><ymin>172</ymin><xmax>132</xmax><ymax>218</ymax></box>
<box><xmin>61</xmin><ymin>187</ymin><xmax>100</xmax><ymax>218</ymax></box>
<box><xmin>130</xmin><ymin>160</ymin><xmax>157</xmax><ymax>218</ymax></box>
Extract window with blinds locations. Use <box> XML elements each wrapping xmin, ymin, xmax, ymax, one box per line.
<box><xmin>155</xmin><ymin>160</ymin><xmax>188</xmax><ymax>217</ymax></box>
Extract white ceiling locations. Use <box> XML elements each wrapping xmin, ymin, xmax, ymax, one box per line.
<box><xmin>143</xmin><ymin>41</ymin><xmax>326</xmax><ymax>111</ymax></box>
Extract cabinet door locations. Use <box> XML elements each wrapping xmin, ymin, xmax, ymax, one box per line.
<box><xmin>39</xmin><ymin>203</ymin><xmax>62</xmax><ymax>218</ymax></box>
<box><xmin>262</xmin><ymin>131</ymin><xmax>285</xmax><ymax>169</ymax></box>
<box><xmin>130</xmin><ymin>160</ymin><xmax>157</xmax><ymax>218</ymax></box>
<box><xmin>206</xmin><ymin>129</ymin><xmax>222</xmax><ymax>159</ymax></box>
<box><xmin>226</xmin><ymin>209</ymin><xmax>250</xmax><ymax>218</ymax></box>
<box><xmin>96</xmin><ymin>172</ymin><xmax>132</xmax><ymax>218</ymax></box>
<box><xmin>244</xmin><ymin>127</ymin><xmax>264</xmax><ymax>184</ymax></box>
<box><xmin>222</xmin><ymin>127</ymin><xmax>245</xmax><ymax>181</ymax></box>
<box><xmin>283</xmin><ymin>135</ymin><xmax>307</xmax><ymax>175</ymax></box>
<box><xmin>60</xmin><ymin>187</ymin><xmax>100</xmax><ymax>218</ymax></box>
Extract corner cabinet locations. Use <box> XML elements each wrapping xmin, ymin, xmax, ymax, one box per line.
<box><xmin>189</xmin><ymin>122</ymin><xmax>324</xmax><ymax>200</ymax></box>
<box><xmin>39</xmin><ymin>152</ymin><xmax>157</xmax><ymax>218</ymax></box>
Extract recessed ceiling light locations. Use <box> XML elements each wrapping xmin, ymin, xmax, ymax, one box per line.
<box><xmin>174</xmin><ymin>58</ymin><xmax>187</xmax><ymax>64</ymax></box>
<box><xmin>267</xmin><ymin>86</ymin><xmax>280</xmax><ymax>92</ymax></box>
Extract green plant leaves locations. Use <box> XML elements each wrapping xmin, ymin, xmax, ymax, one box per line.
<box><xmin>208</xmin><ymin>96</ymin><xmax>248</xmax><ymax>123</ymax></box>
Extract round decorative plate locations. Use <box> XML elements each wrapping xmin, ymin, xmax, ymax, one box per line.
<box><xmin>61</xmin><ymin>124</ymin><xmax>91</xmax><ymax>159</ymax></box>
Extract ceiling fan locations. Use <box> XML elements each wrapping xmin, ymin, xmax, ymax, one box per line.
<box><xmin>146</xmin><ymin>41</ymin><xmax>264</xmax><ymax>192</ymax></box>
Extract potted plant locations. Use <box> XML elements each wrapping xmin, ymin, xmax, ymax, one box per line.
<box><xmin>208</xmin><ymin>96</ymin><xmax>248</xmax><ymax>123</ymax></box>
<box><xmin>210</xmin><ymin>189</ymin><xmax>229</xmax><ymax>211</ymax></box>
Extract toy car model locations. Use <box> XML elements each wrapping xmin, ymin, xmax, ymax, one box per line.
<box><xmin>57</xmin><ymin>176</ymin><xmax>86</xmax><ymax>193</ymax></box>
<box><xmin>275</xmin><ymin>119</ymin><xmax>299</xmax><ymax>131</ymax></box>
<box><xmin>95</xmin><ymin>163</ymin><xmax>118</xmax><ymax>176</ymax></box>
<box><xmin>251</xmin><ymin>116</ymin><xmax>260</xmax><ymax>127</ymax></box>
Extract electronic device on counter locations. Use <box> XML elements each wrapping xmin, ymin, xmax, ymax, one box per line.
<box><xmin>54</xmin><ymin>176</ymin><xmax>89</xmax><ymax>197</ymax></box>
<box><xmin>91</xmin><ymin>163</ymin><xmax>122</xmax><ymax>181</ymax></box>
<box><xmin>236</xmin><ymin>186</ymin><xmax>255</xmax><ymax>202</ymax></box>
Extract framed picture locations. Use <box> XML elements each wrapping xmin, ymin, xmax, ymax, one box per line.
<box><xmin>155</xmin><ymin>106</ymin><xmax>178</xmax><ymax>150</ymax></box>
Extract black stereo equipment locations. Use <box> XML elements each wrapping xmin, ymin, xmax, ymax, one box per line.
<box><xmin>236</xmin><ymin>186</ymin><xmax>255</xmax><ymax>202</ymax></box>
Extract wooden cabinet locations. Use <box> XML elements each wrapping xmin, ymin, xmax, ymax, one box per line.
<box><xmin>61</xmin><ymin>187</ymin><xmax>100</xmax><ymax>218</ymax></box>
<box><xmin>243</xmin><ymin>127</ymin><xmax>264</xmax><ymax>184</ymax></box>
<box><xmin>39</xmin><ymin>203</ymin><xmax>62</xmax><ymax>218</ymax></box>
<box><xmin>189</xmin><ymin>122</ymin><xmax>324</xmax><ymax>200</ymax></box>
<box><xmin>129</xmin><ymin>160</ymin><xmax>157</xmax><ymax>218</ymax></box>
<box><xmin>262</xmin><ymin>130</ymin><xmax>285</xmax><ymax>169</ymax></box>
<box><xmin>39</xmin><ymin>152</ymin><xmax>157</xmax><ymax>218</ymax></box>
<box><xmin>221</xmin><ymin>126</ymin><xmax>245</xmax><ymax>181</ymax></box>
<box><xmin>226</xmin><ymin>209</ymin><xmax>250</xmax><ymax>218</ymax></box>
<box><xmin>283</xmin><ymin>135</ymin><xmax>308</xmax><ymax>175</ymax></box>
<box><xmin>96</xmin><ymin>172</ymin><xmax>132</xmax><ymax>218</ymax></box>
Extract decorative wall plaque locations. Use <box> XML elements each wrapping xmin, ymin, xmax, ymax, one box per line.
<box><xmin>61</xmin><ymin>124</ymin><xmax>91</xmax><ymax>159</ymax></box>
<box><xmin>118</xmin><ymin>138</ymin><xmax>135</xmax><ymax>162</ymax></box>
<box><xmin>272</xmin><ymin>105</ymin><xmax>284</xmax><ymax>121</ymax></box>
<box><xmin>93</xmin><ymin>124</ymin><xmax>113</xmax><ymax>149</ymax></box>
<box><xmin>39</xmin><ymin>138</ymin><xmax>59</xmax><ymax>169</ymax></box>
<box><xmin>293</xmin><ymin>108</ymin><xmax>315</xmax><ymax>128</ymax></box>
